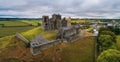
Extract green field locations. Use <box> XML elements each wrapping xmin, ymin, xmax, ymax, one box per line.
<box><xmin>0</xmin><ymin>20</ymin><xmax>42</xmax><ymax>26</ymax></box>
<box><xmin>0</xmin><ymin>26</ymin><xmax>36</xmax><ymax>37</ymax></box>
<box><xmin>0</xmin><ymin>20</ymin><xmax>42</xmax><ymax>37</ymax></box>
<box><xmin>0</xmin><ymin>21</ymin><xmax>30</xmax><ymax>26</ymax></box>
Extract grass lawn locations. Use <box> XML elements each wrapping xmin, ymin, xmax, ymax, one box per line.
<box><xmin>0</xmin><ymin>26</ymin><xmax>36</xmax><ymax>37</ymax></box>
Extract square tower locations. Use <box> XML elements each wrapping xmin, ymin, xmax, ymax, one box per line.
<box><xmin>42</xmin><ymin>16</ymin><xmax>50</xmax><ymax>30</ymax></box>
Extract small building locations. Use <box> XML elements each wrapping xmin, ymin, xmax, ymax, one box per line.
<box><xmin>93</xmin><ymin>29</ymin><xmax>99</xmax><ymax>36</ymax></box>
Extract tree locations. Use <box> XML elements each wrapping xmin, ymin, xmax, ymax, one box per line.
<box><xmin>97</xmin><ymin>49</ymin><xmax>120</xmax><ymax>62</ymax></box>
<box><xmin>99</xmin><ymin>27</ymin><xmax>110</xmax><ymax>33</ymax></box>
<box><xmin>97</xmin><ymin>35</ymin><xmax>116</xmax><ymax>52</ymax></box>
<box><xmin>99</xmin><ymin>31</ymin><xmax>116</xmax><ymax>43</ymax></box>
<box><xmin>109</xmin><ymin>27</ymin><xmax>120</xmax><ymax>35</ymax></box>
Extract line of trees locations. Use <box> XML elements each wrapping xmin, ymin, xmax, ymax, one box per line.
<box><xmin>96</xmin><ymin>27</ymin><xmax>120</xmax><ymax>62</ymax></box>
<box><xmin>0</xmin><ymin>18</ymin><xmax>42</xmax><ymax>21</ymax></box>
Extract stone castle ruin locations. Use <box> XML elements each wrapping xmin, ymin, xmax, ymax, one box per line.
<box><xmin>30</xmin><ymin>14</ymin><xmax>81</xmax><ymax>55</ymax></box>
<box><xmin>42</xmin><ymin>14</ymin><xmax>71</xmax><ymax>30</ymax></box>
<box><xmin>16</xmin><ymin>14</ymin><xmax>81</xmax><ymax>55</ymax></box>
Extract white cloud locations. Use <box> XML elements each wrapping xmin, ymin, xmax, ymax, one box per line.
<box><xmin>0</xmin><ymin>0</ymin><xmax>120</xmax><ymax>18</ymax></box>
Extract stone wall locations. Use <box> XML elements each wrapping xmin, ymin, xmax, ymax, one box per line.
<box><xmin>30</xmin><ymin>40</ymin><xmax>61</xmax><ymax>55</ymax></box>
<box><xmin>15</xmin><ymin>33</ymin><xmax>29</xmax><ymax>44</ymax></box>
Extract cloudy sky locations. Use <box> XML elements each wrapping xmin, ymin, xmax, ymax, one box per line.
<box><xmin>0</xmin><ymin>0</ymin><xmax>120</xmax><ymax>18</ymax></box>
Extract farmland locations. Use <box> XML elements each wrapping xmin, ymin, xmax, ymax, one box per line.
<box><xmin>0</xmin><ymin>26</ymin><xmax>36</xmax><ymax>37</ymax></box>
<box><xmin>0</xmin><ymin>20</ymin><xmax>42</xmax><ymax>26</ymax></box>
<box><xmin>0</xmin><ymin>21</ymin><xmax>29</xmax><ymax>26</ymax></box>
<box><xmin>0</xmin><ymin>20</ymin><xmax>41</xmax><ymax>37</ymax></box>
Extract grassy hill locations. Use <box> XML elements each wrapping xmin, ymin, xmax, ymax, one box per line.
<box><xmin>0</xmin><ymin>27</ymin><xmax>57</xmax><ymax>49</ymax></box>
<box><xmin>0</xmin><ymin>27</ymin><xmax>95</xmax><ymax>62</ymax></box>
<box><xmin>61</xmin><ymin>37</ymin><xmax>95</xmax><ymax>62</ymax></box>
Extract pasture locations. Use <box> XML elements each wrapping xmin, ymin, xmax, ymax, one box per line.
<box><xmin>0</xmin><ymin>20</ymin><xmax>41</xmax><ymax>37</ymax></box>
